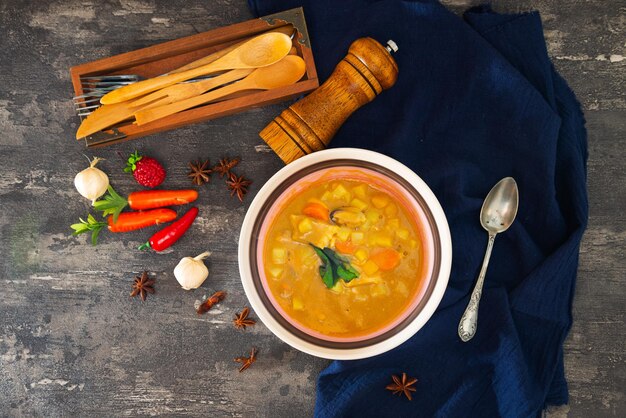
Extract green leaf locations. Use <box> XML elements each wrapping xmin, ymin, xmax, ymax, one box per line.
<box><xmin>93</xmin><ymin>185</ymin><xmax>128</xmax><ymax>222</ymax></box>
<box><xmin>70</xmin><ymin>214</ymin><xmax>106</xmax><ymax>244</ymax></box>
<box><xmin>125</xmin><ymin>151</ymin><xmax>142</xmax><ymax>173</ymax></box>
<box><xmin>310</xmin><ymin>244</ymin><xmax>335</xmax><ymax>288</ymax></box>
<box><xmin>320</xmin><ymin>263</ymin><xmax>335</xmax><ymax>289</ymax></box>
<box><xmin>310</xmin><ymin>244</ymin><xmax>359</xmax><ymax>288</ymax></box>
<box><xmin>337</xmin><ymin>264</ymin><xmax>359</xmax><ymax>282</ymax></box>
<box><xmin>310</xmin><ymin>244</ymin><xmax>329</xmax><ymax>262</ymax></box>
<box><xmin>90</xmin><ymin>228</ymin><xmax>101</xmax><ymax>246</ymax></box>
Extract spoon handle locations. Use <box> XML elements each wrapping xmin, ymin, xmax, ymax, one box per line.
<box><xmin>134</xmin><ymin>80</ymin><xmax>248</xmax><ymax>126</ymax></box>
<box><xmin>458</xmin><ymin>233</ymin><xmax>496</xmax><ymax>342</ymax></box>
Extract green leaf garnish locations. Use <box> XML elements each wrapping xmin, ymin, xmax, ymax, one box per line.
<box><xmin>92</xmin><ymin>185</ymin><xmax>128</xmax><ymax>222</ymax></box>
<box><xmin>310</xmin><ymin>244</ymin><xmax>360</xmax><ymax>288</ymax></box>
<box><xmin>70</xmin><ymin>213</ymin><xmax>107</xmax><ymax>245</ymax></box>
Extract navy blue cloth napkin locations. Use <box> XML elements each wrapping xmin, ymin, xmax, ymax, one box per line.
<box><xmin>248</xmin><ymin>1</ymin><xmax>588</xmax><ymax>416</ymax></box>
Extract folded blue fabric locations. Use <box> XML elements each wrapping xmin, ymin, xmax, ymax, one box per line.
<box><xmin>248</xmin><ymin>1</ymin><xmax>588</xmax><ymax>416</ymax></box>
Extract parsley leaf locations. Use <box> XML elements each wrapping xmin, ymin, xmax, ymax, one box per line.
<box><xmin>310</xmin><ymin>244</ymin><xmax>360</xmax><ymax>288</ymax></box>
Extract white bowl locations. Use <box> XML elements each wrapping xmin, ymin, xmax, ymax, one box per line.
<box><xmin>238</xmin><ymin>148</ymin><xmax>451</xmax><ymax>359</ymax></box>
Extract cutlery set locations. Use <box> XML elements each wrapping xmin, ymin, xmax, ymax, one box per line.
<box><xmin>75</xmin><ymin>28</ymin><xmax>303</xmax><ymax>140</ymax></box>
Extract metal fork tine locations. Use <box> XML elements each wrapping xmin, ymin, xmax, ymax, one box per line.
<box><xmin>74</xmin><ymin>98</ymin><xmax>103</xmax><ymax>106</ymax></box>
<box><xmin>81</xmin><ymin>80</ymin><xmax>137</xmax><ymax>87</ymax></box>
<box><xmin>80</xmin><ymin>75</ymin><xmax>140</xmax><ymax>81</ymax></box>
<box><xmin>74</xmin><ymin>74</ymin><xmax>141</xmax><ymax>117</ymax></box>
<box><xmin>76</xmin><ymin>104</ymin><xmax>101</xmax><ymax>111</ymax></box>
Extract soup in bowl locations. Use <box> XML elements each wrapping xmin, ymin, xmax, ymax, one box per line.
<box><xmin>239</xmin><ymin>149</ymin><xmax>451</xmax><ymax>359</ymax></box>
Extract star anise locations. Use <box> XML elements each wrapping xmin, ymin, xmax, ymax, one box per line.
<box><xmin>226</xmin><ymin>172</ymin><xmax>252</xmax><ymax>202</ymax></box>
<box><xmin>213</xmin><ymin>157</ymin><xmax>240</xmax><ymax>178</ymax></box>
<box><xmin>386</xmin><ymin>372</ymin><xmax>417</xmax><ymax>400</ymax></box>
<box><xmin>196</xmin><ymin>291</ymin><xmax>226</xmax><ymax>314</ymax></box>
<box><xmin>234</xmin><ymin>347</ymin><xmax>257</xmax><ymax>372</ymax></box>
<box><xmin>130</xmin><ymin>271</ymin><xmax>155</xmax><ymax>301</ymax></box>
<box><xmin>188</xmin><ymin>159</ymin><xmax>212</xmax><ymax>185</ymax></box>
<box><xmin>233</xmin><ymin>307</ymin><xmax>256</xmax><ymax>330</ymax></box>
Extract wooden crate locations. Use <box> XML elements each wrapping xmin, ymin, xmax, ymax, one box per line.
<box><xmin>70</xmin><ymin>8</ymin><xmax>318</xmax><ymax>147</ymax></box>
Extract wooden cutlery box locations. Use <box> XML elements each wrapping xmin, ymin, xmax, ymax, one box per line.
<box><xmin>69</xmin><ymin>8</ymin><xmax>318</xmax><ymax>147</ymax></box>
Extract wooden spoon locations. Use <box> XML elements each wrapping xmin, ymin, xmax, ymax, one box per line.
<box><xmin>169</xmin><ymin>25</ymin><xmax>295</xmax><ymax>74</ymax></box>
<box><xmin>134</xmin><ymin>55</ymin><xmax>306</xmax><ymax>126</ymax></box>
<box><xmin>100</xmin><ymin>32</ymin><xmax>292</xmax><ymax>105</ymax></box>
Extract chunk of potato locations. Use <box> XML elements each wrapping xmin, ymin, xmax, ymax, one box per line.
<box><xmin>350</xmin><ymin>198</ymin><xmax>369</xmax><ymax>211</ymax></box>
<box><xmin>272</xmin><ymin>247</ymin><xmax>287</xmax><ymax>264</ymax></box>
<box><xmin>298</xmin><ymin>217</ymin><xmax>313</xmax><ymax>233</ymax></box>
<box><xmin>268</xmin><ymin>266</ymin><xmax>283</xmax><ymax>278</ymax></box>
<box><xmin>362</xmin><ymin>260</ymin><xmax>379</xmax><ymax>275</ymax></box>
<box><xmin>332</xmin><ymin>184</ymin><xmax>351</xmax><ymax>202</ymax></box>
<box><xmin>351</xmin><ymin>231</ymin><xmax>365</xmax><ymax>244</ymax></box>
<box><xmin>365</xmin><ymin>209</ymin><xmax>382</xmax><ymax>224</ymax></box>
<box><xmin>396</xmin><ymin>228</ymin><xmax>410</xmax><ymax>240</ymax></box>
<box><xmin>387</xmin><ymin>218</ymin><xmax>400</xmax><ymax>229</ymax></box>
<box><xmin>369</xmin><ymin>232</ymin><xmax>393</xmax><ymax>247</ymax></box>
<box><xmin>337</xmin><ymin>227</ymin><xmax>351</xmax><ymax>241</ymax></box>
<box><xmin>329</xmin><ymin>282</ymin><xmax>344</xmax><ymax>294</ymax></box>
<box><xmin>352</xmin><ymin>184</ymin><xmax>367</xmax><ymax>199</ymax></box>
<box><xmin>292</xmin><ymin>296</ymin><xmax>304</xmax><ymax>311</ymax></box>
<box><xmin>291</xmin><ymin>215</ymin><xmax>338</xmax><ymax>247</ymax></box>
<box><xmin>371</xmin><ymin>194</ymin><xmax>390</xmax><ymax>208</ymax></box>
<box><xmin>354</xmin><ymin>248</ymin><xmax>368</xmax><ymax>262</ymax></box>
<box><xmin>384</xmin><ymin>203</ymin><xmax>398</xmax><ymax>217</ymax></box>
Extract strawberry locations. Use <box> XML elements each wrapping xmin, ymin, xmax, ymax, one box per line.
<box><xmin>125</xmin><ymin>151</ymin><xmax>166</xmax><ymax>188</ymax></box>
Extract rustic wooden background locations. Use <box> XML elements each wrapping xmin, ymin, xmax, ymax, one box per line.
<box><xmin>0</xmin><ymin>0</ymin><xmax>623</xmax><ymax>416</ymax></box>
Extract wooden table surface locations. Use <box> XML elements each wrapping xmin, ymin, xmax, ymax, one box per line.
<box><xmin>1</xmin><ymin>1</ymin><xmax>623</xmax><ymax>416</ymax></box>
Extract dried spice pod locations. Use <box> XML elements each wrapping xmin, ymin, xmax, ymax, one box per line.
<box><xmin>130</xmin><ymin>271</ymin><xmax>155</xmax><ymax>301</ymax></box>
<box><xmin>188</xmin><ymin>159</ymin><xmax>212</xmax><ymax>185</ymax></box>
<box><xmin>213</xmin><ymin>157</ymin><xmax>240</xmax><ymax>178</ymax></box>
<box><xmin>226</xmin><ymin>172</ymin><xmax>252</xmax><ymax>202</ymax></box>
<box><xmin>234</xmin><ymin>347</ymin><xmax>257</xmax><ymax>372</ymax></box>
<box><xmin>196</xmin><ymin>291</ymin><xmax>226</xmax><ymax>314</ymax></box>
<box><xmin>233</xmin><ymin>307</ymin><xmax>256</xmax><ymax>330</ymax></box>
<box><xmin>385</xmin><ymin>373</ymin><xmax>417</xmax><ymax>401</ymax></box>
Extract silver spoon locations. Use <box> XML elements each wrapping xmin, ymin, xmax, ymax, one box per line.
<box><xmin>458</xmin><ymin>177</ymin><xmax>519</xmax><ymax>342</ymax></box>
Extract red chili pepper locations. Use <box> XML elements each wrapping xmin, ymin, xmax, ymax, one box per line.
<box><xmin>138</xmin><ymin>207</ymin><xmax>198</xmax><ymax>251</ymax></box>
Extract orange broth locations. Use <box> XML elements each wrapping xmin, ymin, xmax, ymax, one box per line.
<box><xmin>261</xmin><ymin>169</ymin><xmax>427</xmax><ymax>339</ymax></box>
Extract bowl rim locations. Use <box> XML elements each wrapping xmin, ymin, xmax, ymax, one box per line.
<box><xmin>238</xmin><ymin>148</ymin><xmax>452</xmax><ymax>360</ymax></box>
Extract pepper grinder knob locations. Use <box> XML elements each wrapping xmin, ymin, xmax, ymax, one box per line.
<box><xmin>386</xmin><ymin>40</ymin><xmax>398</xmax><ymax>53</ymax></box>
<box><xmin>259</xmin><ymin>37</ymin><xmax>399</xmax><ymax>164</ymax></box>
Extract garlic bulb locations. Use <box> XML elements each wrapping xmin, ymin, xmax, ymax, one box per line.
<box><xmin>174</xmin><ymin>251</ymin><xmax>211</xmax><ymax>290</ymax></box>
<box><xmin>74</xmin><ymin>157</ymin><xmax>109</xmax><ymax>204</ymax></box>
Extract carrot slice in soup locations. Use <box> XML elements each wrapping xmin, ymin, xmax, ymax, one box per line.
<box><xmin>370</xmin><ymin>248</ymin><xmax>401</xmax><ymax>271</ymax></box>
<box><xmin>335</xmin><ymin>240</ymin><xmax>357</xmax><ymax>254</ymax></box>
<box><xmin>302</xmin><ymin>201</ymin><xmax>329</xmax><ymax>221</ymax></box>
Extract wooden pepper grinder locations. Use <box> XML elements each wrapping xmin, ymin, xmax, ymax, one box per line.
<box><xmin>259</xmin><ymin>37</ymin><xmax>399</xmax><ymax>163</ymax></box>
